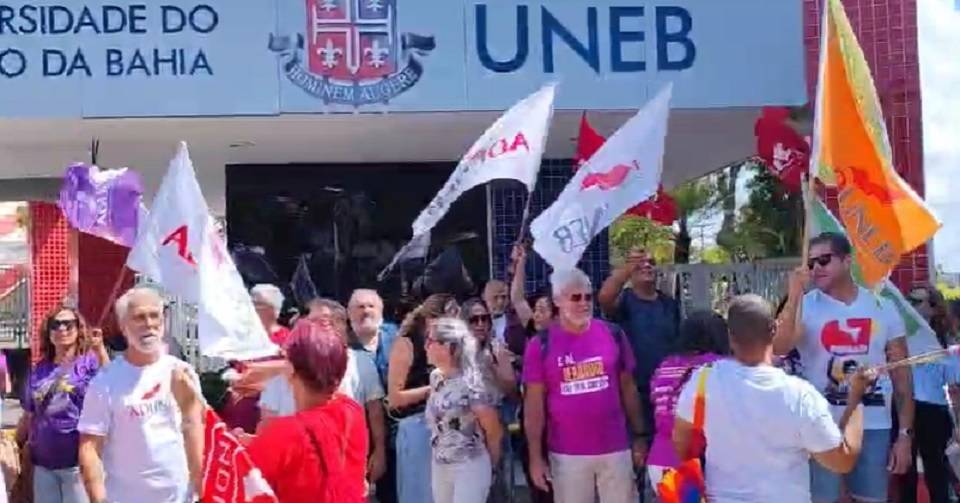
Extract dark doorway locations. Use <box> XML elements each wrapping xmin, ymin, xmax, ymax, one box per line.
<box><xmin>225</xmin><ymin>163</ymin><xmax>491</xmax><ymax>310</ymax></box>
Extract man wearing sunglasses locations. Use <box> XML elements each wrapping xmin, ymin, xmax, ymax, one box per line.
<box><xmin>773</xmin><ymin>232</ymin><xmax>913</xmax><ymax>503</ymax></box>
<box><xmin>598</xmin><ymin>250</ymin><xmax>679</xmax><ymax>446</ymax></box>
<box><xmin>524</xmin><ymin>268</ymin><xmax>646</xmax><ymax>503</ymax></box>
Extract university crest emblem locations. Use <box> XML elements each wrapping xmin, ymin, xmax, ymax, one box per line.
<box><xmin>269</xmin><ymin>0</ymin><xmax>435</xmax><ymax>106</ymax></box>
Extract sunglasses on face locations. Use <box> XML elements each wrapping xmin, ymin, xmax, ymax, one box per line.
<box><xmin>807</xmin><ymin>253</ymin><xmax>835</xmax><ymax>270</ymax></box>
<box><xmin>49</xmin><ymin>319</ymin><xmax>78</xmax><ymax>331</ymax></box>
<box><xmin>468</xmin><ymin>314</ymin><xmax>492</xmax><ymax>325</ymax></box>
<box><xmin>569</xmin><ymin>293</ymin><xmax>593</xmax><ymax>303</ymax></box>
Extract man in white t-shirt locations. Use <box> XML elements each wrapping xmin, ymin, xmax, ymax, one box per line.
<box><xmin>674</xmin><ymin>294</ymin><xmax>868</xmax><ymax>503</ymax></box>
<box><xmin>774</xmin><ymin>232</ymin><xmax>914</xmax><ymax>503</ymax></box>
<box><xmin>78</xmin><ymin>287</ymin><xmax>204</xmax><ymax>503</ymax></box>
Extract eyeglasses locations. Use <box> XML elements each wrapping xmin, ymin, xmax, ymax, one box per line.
<box><xmin>468</xmin><ymin>314</ymin><xmax>492</xmax><ymax>325</ymax></box>
<box><xmin>49</xmin><ymin>319</ymin><xmax>78</xmax><ymax>331</ymax></box>
<box><xmin>569</xmin><ymin>293</ymin><xmax>593</xmax><ymax>303</ymax></box>
<box><xmin>807</xmin><ymin>253</ymin><xmax>834</xmax><ymax>270</ymax></box>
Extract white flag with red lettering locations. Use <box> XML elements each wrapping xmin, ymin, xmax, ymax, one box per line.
<box><xmin>127</xmin><ymin>142</ymin><xmax>277</xmax><ymax>360</ymax></box>
<box><xmin>531</xmin><ymin>84</ymin><xmax>673</xmax><ymax>271</ymax></box>
<box><xmin>411</xmin><ymin>84</ymin><xmax>556</xmax><ymax>237</ymax></box>
<box><xmin>203</xmin><ymin>409</ymin><xmax>277</xmax><ymax>503</ymax></box>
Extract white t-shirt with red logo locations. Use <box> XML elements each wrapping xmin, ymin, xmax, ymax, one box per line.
<box><xmin>78</xmin><ymin>354</ymin><xmax>195</xmax><ymax>503</ymax></box>
<box><xmin>797</xmin><ymin>287</ymin><xmax>906</xmax><ymax>430</ymax></box>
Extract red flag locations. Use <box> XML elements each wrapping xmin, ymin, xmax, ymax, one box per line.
<box><xmin>626</xmin><ymin>185</ymin><xmax>678</xmax><ymax>226</ymax></box>
<box><xmin>574</xmin><ymin>112</ymin><xmax>606</xmax><ymax>168</ymax></box>
<box><xmin>754</xmin><ymin>107</ymin><xmax>808</xmax><ymax>192</ymax></box>
<box><xmin>202</xmin><ymin>409</ymin><xmax>278</xmax><ymax>503</ymax></box>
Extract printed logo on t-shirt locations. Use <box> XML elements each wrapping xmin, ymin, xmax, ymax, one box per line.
<box><xmin>823</xmin><ymin>356</ymin><xmax>884</xmax><ymax>407</ymax></box>
<box><xmin>125</xmin><ymin>381</ymin><xmax>175</xmax><ymax>419</ymax></box>
<box><xmin>559</xmin><ymin>356</ymin><xmax>609</xmax><ymax>396</ymax></box>
<box><xmin>820</xmin><ymin>318</ymin><xmax>874</xmax><ymax>355</ymax></box>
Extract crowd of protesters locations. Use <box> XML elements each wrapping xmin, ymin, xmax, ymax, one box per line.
<box><xmin>8</xmin><ymin>231</ymin><xmax>960</xmax><ymax>503</ymax></box>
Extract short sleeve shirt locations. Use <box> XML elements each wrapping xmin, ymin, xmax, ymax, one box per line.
<box><xmin>797</xmin><ymin>287</ymin><xmax>905</xmax><ymax>429</ymax></box>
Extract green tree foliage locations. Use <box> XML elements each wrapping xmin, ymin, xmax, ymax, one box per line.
<box><xmin>720</xmin><ymin>162</ymin><xmax>803</xmax><ymax>260</ymax></box>
<box><xmin>671</xmin><ymin>178</ymin><xmax>717</xmax><ymax>263</ymax></box>
<box><xmin>609</xmin><ymin>216</ymin><xmax>675</xmax><ymax>265</ymax></box>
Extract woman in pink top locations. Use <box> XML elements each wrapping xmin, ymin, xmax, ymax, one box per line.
<box><xmin>646</xmin><ymin>310</ymin><xmax>729</xmax><ymax>489</ymax></box>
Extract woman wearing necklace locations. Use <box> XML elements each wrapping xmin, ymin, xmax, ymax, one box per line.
<box><xmin>18</xmin><ymin>304</ymin><xmax>109</xmax><ymax>503</ymax></box>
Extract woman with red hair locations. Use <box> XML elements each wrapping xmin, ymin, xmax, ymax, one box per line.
<box><xmin>239</xmin><ymin>319</ymin><xmax>368</xmax><ymax>502</ymax></box>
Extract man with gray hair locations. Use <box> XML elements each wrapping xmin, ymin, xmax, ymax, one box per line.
<box><xmin>673</xmin><ymin>294</ymin><xmax>867</xmax><ymax>502</ymax></box>
<box><xmin>250</xmin><ymin>283</ymin><xmax>290</xmax><ymax>346</ymax></box>
<box><xmin>522</xmin><ymin>268</ymin><xmax>647</xmax><ymax>503</ymax></box>
<box><xmin>78</xmin><ymin>287</ymin><xmax>204</xmax><ymax>503</ymax></box>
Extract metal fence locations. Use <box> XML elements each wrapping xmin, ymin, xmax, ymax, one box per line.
<box><xmin>659</xmin><ymin>258</ymin><xmax>800</xmax><ymax>316</ymax></box>
<box><xmin>0</xmin><ymin>266</ymin><xmax>29</xmax><ymax>349</ymax></box>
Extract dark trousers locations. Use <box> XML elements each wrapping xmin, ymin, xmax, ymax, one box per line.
<box><xmin>900</xmin><ymin>400</ymin><xmax>953</xmax><ymax>503</ymax></box>
<box><xmin>376</xmin><ymin>443</ymin><xmax>398</xmax><ymax>503</ymax></box>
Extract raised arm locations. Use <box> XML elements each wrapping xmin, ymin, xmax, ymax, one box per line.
<box><xmin>386</xmin><ymin>337</ymin><xmax>430</xmax><ymax>409</ymax></box>
<box><xmin>773</xmin><ymin>266</ymin><xmax>808</xmax><ymax>356</ymax></box>
<box><xmin>510</xmin><ymin>244</ymin><xmax>533</xmax><ymax>328</ymax></box>
<box><xmin>599</xmin><ymin>250</ymin><xmax>644</xmax><ymax>317</ymax></box>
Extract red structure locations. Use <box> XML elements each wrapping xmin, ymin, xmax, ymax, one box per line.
<box><xmin>804</xmin><ymin>0</ymin><xmax>927</xmax><ymax>289</ymax></box>
<box><xmin>28</xmin><ymin>202</ymin><xmax>71</xmax><ymax>362</ymax></box>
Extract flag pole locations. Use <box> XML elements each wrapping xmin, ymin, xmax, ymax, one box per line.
<box><xmin>96</xmin><ymin>265</ymin><xmax>130</xmax><ymax>328</ymax></box>
<box><xmin>794</xmin><ymin>174</ymin><xmax>815</xmax><ymax>332</ymax></box>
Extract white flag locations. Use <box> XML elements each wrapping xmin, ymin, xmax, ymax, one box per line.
<box><xmin>127</xmin><ymin>142</ymin><xmax>277</xmax><ymax>360</ymax></box>
<box><xmin>411</xmin><ymin>84</ymin><xmax>556</xmax><ymax>237</ymax></box>
<box><xmin>531</xmin><ymin>85</ymin><xmax>673</xmax><ymax>271</ymax></box>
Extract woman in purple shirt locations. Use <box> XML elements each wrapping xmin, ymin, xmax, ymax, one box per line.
<box><xmin>646</xmin><ymin>310</ymin><xmax>729</xmax><ymax>490</ymax></box>
<box><xmin>18</xmin><ymin>304</ymin><xmax>109</xmax><ymax>503</ymax></box>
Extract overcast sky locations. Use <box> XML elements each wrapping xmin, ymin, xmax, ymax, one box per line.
<box><xmin>918</xmin><ymin>0</ymin><xmax>960</xmax><ymax>273</ymax></box>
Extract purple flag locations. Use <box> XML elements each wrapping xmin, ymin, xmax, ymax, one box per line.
<box><xmin>58</xmin><ymin>163</ymin><xmax>143</xmax><ymax>247</ymax></box>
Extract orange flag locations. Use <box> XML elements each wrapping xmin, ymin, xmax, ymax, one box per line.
<box><xmin>811</xmin><ymin>0</ymin><xmax>940</xmax><ymax>288</ymax></box>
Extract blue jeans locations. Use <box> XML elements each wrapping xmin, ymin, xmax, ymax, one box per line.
<box><xmin>397</xmin><ymin>414</ymin><xmax>433</xmax><ymax>503</ymax></box>
<box><xmin>810</xmin><ymin>429</ymin><xmax>890</xmax><ymax>503</ymax></box>
<box><xmin>33</xmin><ymin>466</ymin><xmax>88</xmax><ymax>503</ymax></box>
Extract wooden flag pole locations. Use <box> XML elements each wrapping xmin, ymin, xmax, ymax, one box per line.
<box><xmin>793</xmin><ymin>174</ymin><xmax>815</xmax><ymax>331</ymax></box>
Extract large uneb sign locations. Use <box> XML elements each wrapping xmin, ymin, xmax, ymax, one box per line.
<box><xmin>0</xmin><ymin>0</ymin><xmax>805</xmax><ymax>117</ymax></box>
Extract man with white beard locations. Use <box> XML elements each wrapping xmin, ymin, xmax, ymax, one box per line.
<box><xmin>78</xmin><ymin>287</ymin><xmax>204</xmax><ymax>503</ymax></box>
<box><xmin>347</xmin><ymin>289</ymin><xmax>398</xmax><ymax>503</ymax></box>
<box><xmin>347</xmin><ymin>289</ymin><xmax>398</xmax><ymax>385</ymax></box>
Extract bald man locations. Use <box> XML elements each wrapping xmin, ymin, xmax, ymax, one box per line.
<box><xmin>672</xmin><ymin>295</ymin><xmax>868</xmax><ymax>503</ymax></box>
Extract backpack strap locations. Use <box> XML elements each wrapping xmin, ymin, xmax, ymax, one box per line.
<box><xmin>693</xmin><ymin>365</ymin><xmax>712</xmax><ymax>431</ymax></box>
<box><xmin>602</xmin><ymin>321</ymin><xmax>631</xmax><ymax>373</ymax></box>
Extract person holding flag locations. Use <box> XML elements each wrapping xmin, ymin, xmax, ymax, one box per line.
<box><xmin>773</xmin><ymin>233</ymin><xmax>913</xmax><ymax>503</ymax></box>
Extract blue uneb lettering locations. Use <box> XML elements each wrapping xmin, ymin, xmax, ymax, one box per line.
<box><xmin>656</xmin><ymin>6</ymin><xmax>695</xmax><ymax>71</ymax></box>
<box><xmin>476</xmin><ymin>4</ymin><xmax>528</xmax><ymax>73</ymax></box>
<box><xmin>541</xmin><ymin>6</ymin><xmax>599</xmax><ymax>73</ymax></box>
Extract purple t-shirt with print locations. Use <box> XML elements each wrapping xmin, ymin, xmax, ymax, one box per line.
<box><xmin>522</xmin><ymin>319</ymin><xmax>635</xmax><ymax>456</ymax></box>
<box><xmin>647</xmin><ymin>353</ymin><xmax>722</xmax><ymax>468</ymax></box>
<box><xmin>24</xmin><ymin>352</ymin><xmax>100</xmax><ymax>469</ymax></box>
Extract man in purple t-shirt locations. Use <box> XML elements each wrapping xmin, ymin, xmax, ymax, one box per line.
<box><xmin>523</xmin><ymin>268</ymin><xmax>647</xmax><ymax>503</ymax></box>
